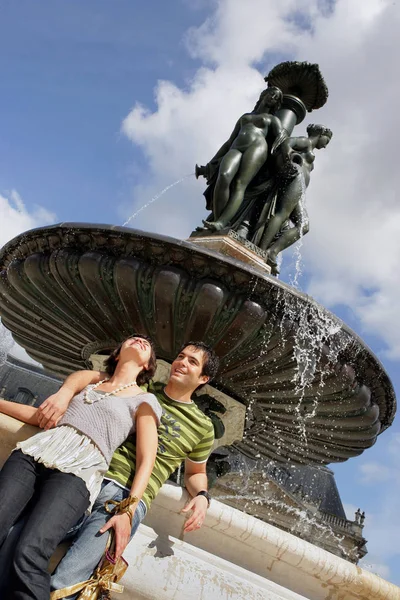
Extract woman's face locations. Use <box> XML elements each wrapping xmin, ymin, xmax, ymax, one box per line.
<box><xmin>262</xmin><ymin>87</ymin><xmax>281</xmax><ymax>109</ymax></box>
<box><xmin>120</xmin><ymin>336</ymin><xmax>152</xmax><ymax>367</ymax></box>
<box><xmin>316</xmin><ymin>134</ymin><xmax>331</xmax><ymax>149</ymax></box>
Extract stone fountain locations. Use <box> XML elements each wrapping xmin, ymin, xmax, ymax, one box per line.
<box><xmin>0</xmin><ymin>61</ymin><xmax>398</xmax><ymax>599</ymax></box>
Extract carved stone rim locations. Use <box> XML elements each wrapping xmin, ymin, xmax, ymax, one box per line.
<box><xmin>0</xmin><ymin>222</ymin><xmax>396</xmax><ymax>431</ymax></box>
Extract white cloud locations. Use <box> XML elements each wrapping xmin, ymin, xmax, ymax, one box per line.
<box><xmin>358</xmin><ymin>462</ymin><xmax>393</xmax><ymax>485</ymax></box>
<box><xmin>299</xmin><ymin>0</ymin><xmax>400</xmax><ymax>359</ymax></box>
<box><xmin>0</xmin><ymin>190</ymin><xmax>55</xmax><ymax>248</ymax></box>
<box><xmin>0</xmin><ymin>190</ymin><xmax>55</xmax><ymax>366</ymax></box>
<box><xmin>8</xmin><ymin>342</ymin><xmax>40</xmax><ymax>366</ymax></box>
<box><xmin>120</xmin><ymin>0</ymin><xmax>400</xmax><ymax>359</ymax></box>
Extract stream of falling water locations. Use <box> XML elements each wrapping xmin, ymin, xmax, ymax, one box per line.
<box><xmin>280</xmin><ymin>293</ymin><xmax>349</xmax><ymax>444</ymax></box>
<box><xmin>288</xmin><ymin>166</ymin><xmax>307</xmax><ymax>289</ymax></box>
<box><xmin>215</xmin><ymin>456</ymin><xmax>356</xmax><ymax>560</ymax></box>
<box><xmin>266</xmin><ymin>164</ymin><xmax>349</xmax><ymax>447</ymax></box>
<box><xmin>122</xmin><ymin>173</ymin><xmax>194</xmax><ymax>227</ymax></box>
<box><xmin>219</xmin><ymin>490</ymin><xmax>351</xmax><ymax>558</ymax></box>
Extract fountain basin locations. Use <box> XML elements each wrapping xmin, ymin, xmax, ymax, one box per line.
<box><xmin>0</xmin><ymin>223</ymin><xmax>395</xmax><ymax>465</ymax></box>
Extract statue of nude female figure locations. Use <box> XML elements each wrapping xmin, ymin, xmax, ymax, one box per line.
<box><xmin>202</xmin><ymin>86</ymin><xmax>284</xmax><ymax>232</ymax></box>
<box><xmin>258</xmin><ymin>123</ymin><xmax>332</xmax><ymax>272</ymax></box>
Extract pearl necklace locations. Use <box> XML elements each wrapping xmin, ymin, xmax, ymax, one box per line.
<box><xmin>84</xmin><ymin>378</ymin><xmax>138</xmax><ymax>404</ymax></box>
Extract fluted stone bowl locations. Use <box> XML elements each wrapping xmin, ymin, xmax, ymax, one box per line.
<box><xmin>0</xmin><ymin>223</ymin><xmax>395</xmax><ymax>465</ymax></box>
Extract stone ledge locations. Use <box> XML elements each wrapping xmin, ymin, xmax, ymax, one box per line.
<box><xmin>146</xmin><ymin>484</ymin><xmax>400</xmax><ymax>600</ymax></box>
<box><xmin>121</xmin><ymin>526</ymin><xmax>307</xmax><ymax>600</ymax></box>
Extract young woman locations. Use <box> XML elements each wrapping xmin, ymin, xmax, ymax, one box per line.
<box><xmin>0</xmin><ymin>335</ymin><xmax>162</xmax><ymax>600</ymax></box>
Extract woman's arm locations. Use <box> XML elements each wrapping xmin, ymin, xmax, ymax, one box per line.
<box><xmin>0</xmin><ymin>398</ymin><xmax>40</xmax><ymax>425</ymax></box>
<box><xmin>37</xmin><ymin>369</ymin><xmax>103</xmax><ymax>430</ymax></box>
<box><xmin>100</xmin><ymin>403</ymin><xmax>159</xmax><ymax>558</ymax></box>
<box><xmin>128</xmin><ymin>404</ymin><xmax>159</xmax><ymax>498</ymax></box>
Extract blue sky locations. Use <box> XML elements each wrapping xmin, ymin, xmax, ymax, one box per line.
<box><xmin>1</xmin><ymin>0</ymin><xmax>399</xmax><ymax>587</ymax></box>
<box><xmin>0</xmin><ymin>0</ymin><xmax>204</xmax><ymax>224</ymax></box>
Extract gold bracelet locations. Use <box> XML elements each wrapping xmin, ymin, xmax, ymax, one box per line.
<box><xmin>115</xmin><ymin>506</ymin><xmax>133</xmax><ymax>525</ymax></box>
<box><xmin>125</xmin><ymin>507</ymin><xmax>133</xmax><ymax>525</ymax></box>
<box><xmin>104</xmin><ymin>495</ymin><xmax>139</xmax><ymax>515</ymax></box>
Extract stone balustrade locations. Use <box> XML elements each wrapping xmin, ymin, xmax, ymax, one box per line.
<box><xmin>318</xmin><ymin>511</ymin><xmax>352</xmax><ymax>530</ymax></box>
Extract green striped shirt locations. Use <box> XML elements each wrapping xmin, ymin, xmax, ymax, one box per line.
<box><xmin>105</xmin><ymin>382</ymin><xmax>215</xmax><ymax>510</ymax></box>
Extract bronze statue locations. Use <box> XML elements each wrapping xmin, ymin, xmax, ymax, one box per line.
<box><xmin>199</xmin><ymin>86</ymin><xmax>284</xmax><ymax>232</ymax></box>
<box><xmin>192</xmin><ymin>61</ymin><xmax>331</xmax><ymax>275</ymax></box>
<box><xmin>256</xmin><ymin>124</ymin><xmax>332</xmax><ymax>273</ymax></box>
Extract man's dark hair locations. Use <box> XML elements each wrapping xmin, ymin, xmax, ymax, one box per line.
<box><xmin>104</xmin><ymin>334</ymin><xmax>157</xmax><ymax>386</ymax></box>
<box><xmin>179</xmin><ymin>341</ymin><xmax>219</xmax><ymax>385</ymax></box>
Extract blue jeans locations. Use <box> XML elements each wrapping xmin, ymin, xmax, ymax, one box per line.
<box><xmin>51</xmin><ymin>480</ymin><xmax>147</xmax><ymax>599</ymax></box>
<box><xmin>0</xmin><ymin>449</ymin><xmax>90</xmax><ymax>600</ymax></box>
<box><xmin>0</xmin><ymin>511</ymin><xmax>85</xmax><ymax>596</ymax></box>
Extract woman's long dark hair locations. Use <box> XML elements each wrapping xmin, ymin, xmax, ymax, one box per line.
<box><xmin>104</xmin><ymin>334</ymin><xmax>157</xmax><ymax>386</ymax></box>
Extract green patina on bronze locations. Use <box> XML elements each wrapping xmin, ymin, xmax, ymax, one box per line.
<box><xmin>0</xmin><ymin>223</ymin><xmax>395</xmax><ymax>466</ymax></box>
<box><xmin>193</xmin><ymin>61</ymin><xmax>331</xmax><ymax>274</ymax></box>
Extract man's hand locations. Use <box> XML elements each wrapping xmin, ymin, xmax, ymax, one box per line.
<box><xmin>99</xmin><ymin>513</ymin><xmax>132</xmax><ymax>559</ymax></box>
<box><xmin>181</xmin><ymin>495</ymin><xmax>208</xmax><ymax>533</ymax></box>
<box><xmin>37</xmin><ymin>393</ymin><xmax>70</xmax><ymax>430</ymax></box>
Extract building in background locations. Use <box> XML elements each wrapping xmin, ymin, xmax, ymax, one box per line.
<box><xmin>0</xmin><ymin>355</ymin><xmax>61</xmax><ymax>407</ymax></box>
<box><xmin>211</xmin><ymin>450</ymin><xmax>367</xmax><ymax>563</ymax></box>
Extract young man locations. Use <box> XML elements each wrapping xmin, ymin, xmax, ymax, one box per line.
<box><xmin>34</xmin><ymin>341</ymin><xmax>219</xmax><ymax>596</ymax></box>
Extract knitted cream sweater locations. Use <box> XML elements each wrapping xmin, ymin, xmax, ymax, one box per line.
<box><xmin>58</xmin><ymin>386</ymin><xmax>162</xmax><ymax>463</ymax></box>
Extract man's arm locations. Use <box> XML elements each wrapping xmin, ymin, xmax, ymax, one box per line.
<box><xmin>184</xmin><ymin>458</ymin><xmax>208</xmax><ymax>497</ymax></box>
<box><xmin>37</xmin><ymin>369</ymin><xmax>103</xmax><ymax>429</ymax></box>
<box><xmin>181</xmin><ymin>458</ymin><xmax>210</xmax><ymax>533</ymax></box>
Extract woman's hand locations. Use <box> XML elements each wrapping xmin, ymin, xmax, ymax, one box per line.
<box><xmin>99</xmin><ymin>513</ymin><xmax>132</xmax><ymax>559</ymax></box>
<box><xmin>37</xmin><ymin>392</ymin><xmax>71</xmax><ymax>429</ymax></box>
<box><xmin>37</xmin><ymin>369</ymin><xmax>103</xmax><ymax>429</ymax></box>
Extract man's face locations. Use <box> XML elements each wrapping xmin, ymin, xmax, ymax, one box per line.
<box><xmin>169</xmin><ymin>346</ymin><xmax>209</xmax><ymax>390</ymax></box>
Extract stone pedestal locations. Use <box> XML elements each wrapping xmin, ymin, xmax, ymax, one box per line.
<box><xmin>188</xmin><ymin>231</ymin><xmax>272</xmax><ymax>274</ymax></box>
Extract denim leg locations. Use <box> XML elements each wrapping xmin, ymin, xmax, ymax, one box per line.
<box><xmin>0</xmin><ymin>519</ymin><xmax>26</xmax><ymax>597</ymax></box>
<box><xmin>9</xmin><ymin>469</ymin><xmax>90</xmax><ymax>600</ymax></box>
<box><xmin>51</xmin><ymin>481</ymin><xmax>147</xmax><ymax>600</ymax></box>
<box><xmin>0</xmin><ymin>450</ymin><xmax>39</xmax><ymax>547</ymax></box>
<box><xmin>0</xmin><ymin>513</ymin><xmax>87</xmax><ymax>597</ymax></box>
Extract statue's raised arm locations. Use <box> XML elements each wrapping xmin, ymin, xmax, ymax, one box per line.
<box><xmin>197</xmin><ymin>86</ymin><xmax>284</xmax><ymax>232</ymax></box>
